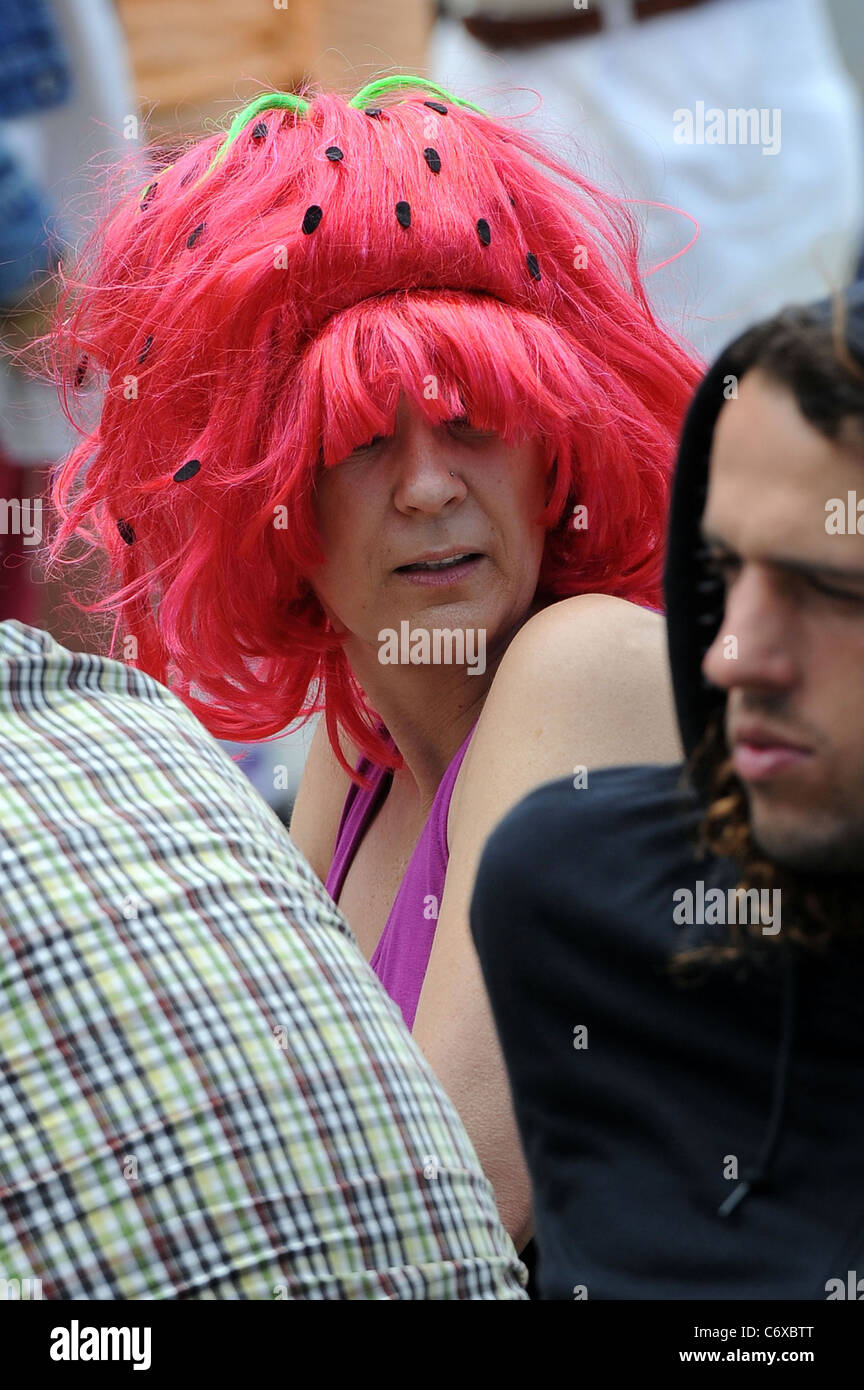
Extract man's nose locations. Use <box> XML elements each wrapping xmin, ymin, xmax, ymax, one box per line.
<box><xmin>702</xmin><ymin>564</ymin><xmax>798</xmax><ymax>694</ymax></box>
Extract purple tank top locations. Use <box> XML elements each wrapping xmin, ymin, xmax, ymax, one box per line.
<box><xmin>325</xmin><ymin>719</ymin><xmax>479</xmax><ymax>1031</ymax></box>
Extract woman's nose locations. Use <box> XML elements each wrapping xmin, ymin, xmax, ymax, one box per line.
<box><xmin>391</xmin><ymin>432</ymin><xmax>467</xmax><ymax>514</ymax></box>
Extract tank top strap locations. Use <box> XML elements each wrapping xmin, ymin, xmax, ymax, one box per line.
<box><xmin>324</xmin><ymin>723</ymin><xmax>394</xmax><ymax>903</ymax></box>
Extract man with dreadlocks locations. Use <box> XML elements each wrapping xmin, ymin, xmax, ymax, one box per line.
<box><xmin>472</xmin><ymin>282</ymin><xmax>864</xmax><ymax>1300</ymax></box>
<box><xmin>48</xmin><ymin>76</ymin><xmax>700</xmax><ymax>1262</ymax></box>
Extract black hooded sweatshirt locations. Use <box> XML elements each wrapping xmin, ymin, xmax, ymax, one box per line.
<box><xmin>470</xmin><ymin>290</ymin><xmax>864</xmax><ymax>1301</ymax></box>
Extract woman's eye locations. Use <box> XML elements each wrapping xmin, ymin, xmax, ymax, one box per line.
<box><xmin>447</xmin><ymin>416</ymin><xmax>493</xmax><ymax>437</ymax></box>
<box><xmin>347</xmin><ymin>419</ymin><xmax>494</xmax><ymax>458</ymax></box>
<box><xmin>350</xmin><ymin>434</ymin><xmax>387</xmax><ymax>455</ymax></box>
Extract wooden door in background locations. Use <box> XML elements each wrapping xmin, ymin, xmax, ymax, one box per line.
<box><xmin>116</xmin><ymin>0</ymin><xmax>431</xmax><ymax>141</ymax></box>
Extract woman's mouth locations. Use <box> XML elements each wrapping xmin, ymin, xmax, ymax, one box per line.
<box><xmin>394</xmin><ymin>552</ymin><xmax>485</xmax><ymax>585</ymax></box>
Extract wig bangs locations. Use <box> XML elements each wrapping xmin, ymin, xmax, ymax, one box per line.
<box><xmin>300</xmin><ymin>289</ymin><xmax>573</xmax><ymax>476</ymax></box>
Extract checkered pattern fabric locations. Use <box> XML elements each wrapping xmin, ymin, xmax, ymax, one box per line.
<box><xmin>0</xmin><ymin>622</ymin><xmax>528</xmax><ymax>1300</ymax></box>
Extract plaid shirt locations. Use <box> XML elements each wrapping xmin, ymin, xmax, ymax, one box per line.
<box><xmin>0</xmin><ymin>622</ymin><xmax>528</xmax><ymax>1300</ymax></box>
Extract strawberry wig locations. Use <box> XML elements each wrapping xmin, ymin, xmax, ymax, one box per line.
<box><xmin>48</xmin><ymin>75</ymin><xmax>702</xmax><ymax>778</ymax></box>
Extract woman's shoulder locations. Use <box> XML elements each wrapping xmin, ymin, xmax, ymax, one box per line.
<box><xmin>507</xmin><ymin>592</ymin><xmax>665</xmax><ymax>656</ymax></box>
<box><xmin>486</xmin><ymin>594</ymin><xmax>670</xmax><ymax>731</ymax></box>
<box><xmin>449</xmin><ymin>595</ymin><xmax>680</xmax><ymax>840</ymax></box>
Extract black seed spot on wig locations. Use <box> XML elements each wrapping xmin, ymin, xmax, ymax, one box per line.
<box><xmin>186</xmin><ymin>222</ymin><xmax>206</xmax><ymax>248</ymax></box>
<box><xmin>302</xmin><ymin>205</ymin><xmax>323</xmax><ymax>235</ymax></box>
<box><xmin>173</xmin><ymin>458</ymin><xmax>201</xmax><ymax>482</ymax></box>
<box><xmin>526</xmin><ymin>251</ymin><xmax>541</xmax><ymax>281</ymax></box>
<box><xmin>117</xmin><ymin>519</ymin><xmax>135</xmax><ymax>545</ymax></box>
<box><xmin>476</xmin><ymin>218</ymin><xmax>491</xmax><ymax>246</ymax></box>
<box><xmin>423</xmin><ymin>147</ymin><xmax>442</xmax><ymax>174</ymax></box>
<box><xmin>395</xmin><ymin>201</ymin><xmax>411</xmax><ymax>228</ymax></box>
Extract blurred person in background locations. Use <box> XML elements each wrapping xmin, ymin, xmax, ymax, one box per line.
<box><xmin>0</xmin><ymin>0</ymin><xmax>292</xmax><ymax>814</ymax></box>
<box><xmin>431</xmin><ymin>0</ymin><xmax>864</xmax><ymax>358</ymax></box>
<box><xmin>0</xmin><ymin>0</ymin><xmax>137</xmax><ymax>640</ymax></box>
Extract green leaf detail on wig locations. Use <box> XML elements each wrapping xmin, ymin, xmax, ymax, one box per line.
<box><xmin>139</xmin><ymin>77</ymin><xmax>490</xmax><ymax>198</ymax></box>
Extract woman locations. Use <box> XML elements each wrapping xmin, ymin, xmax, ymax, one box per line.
<box><xmin>49</xmin><ymin>76</ymin><xmax>700</xmax><ymax>1254</ymax></box>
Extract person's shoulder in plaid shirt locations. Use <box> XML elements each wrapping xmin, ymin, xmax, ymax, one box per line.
<box><xmin>0</xmin><ymin>621</ymin><xmax>529</xmax><ymax>1300</ymax></box>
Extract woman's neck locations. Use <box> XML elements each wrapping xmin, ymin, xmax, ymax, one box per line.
<box><xmin>362</xmin><ymin>671</ymin><xmax>491</xmax><ymax>814</ymax></box>
<box><xmin>342</xmin><ymin>599</ymin><xmax>544</xmax><ymax>808</ymax></box>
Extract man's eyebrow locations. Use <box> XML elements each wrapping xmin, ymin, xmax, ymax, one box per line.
<box><xmin>699</xmin><ymin>528</ymin><xmax>864</xmax><ymax>584</ymax></box>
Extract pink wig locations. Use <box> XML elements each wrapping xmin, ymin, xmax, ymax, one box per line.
<box><xmin>48</xmin><ymin>76</ymin><xmax>702</xmax><ymax>780</ymax></box>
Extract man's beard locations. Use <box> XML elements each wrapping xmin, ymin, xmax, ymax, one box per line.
<box><xmin>748</xmin><ymin>792</ymin><xmax>864</xmax><ymax>875</ymax></box>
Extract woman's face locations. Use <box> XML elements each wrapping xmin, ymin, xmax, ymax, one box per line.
<box><xmin>309</xmin><ymin>393</ymin><xmax>548</xmax><ymax>664</ymax></box>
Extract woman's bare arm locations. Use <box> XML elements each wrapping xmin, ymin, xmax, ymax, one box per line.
<box><xmin>411</xmin><ymin>595</ymin><xmax>682</xmax><ymax>1249</ymax></box>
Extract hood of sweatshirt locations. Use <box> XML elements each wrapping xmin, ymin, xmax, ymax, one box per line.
<box><xmin>663</xmin><ymin>280</ymin><xmax>864</xmax><ymax>786</ymax></box>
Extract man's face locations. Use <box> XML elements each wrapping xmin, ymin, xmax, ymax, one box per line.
<box><xmin>309</xmin><ymin>392</ymin><xmax>547</xmax><ymax>667</ymax></box>
<box><xmin>702</xmin><ymin>367</ymin><xmax>864</xmax><ymax>872</ymax></box>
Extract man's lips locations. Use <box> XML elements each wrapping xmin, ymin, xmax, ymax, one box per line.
<box><xmin>730</xmin><ymin>727</ymin><xmax>813</xmax><ymax>782</ymax></box>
